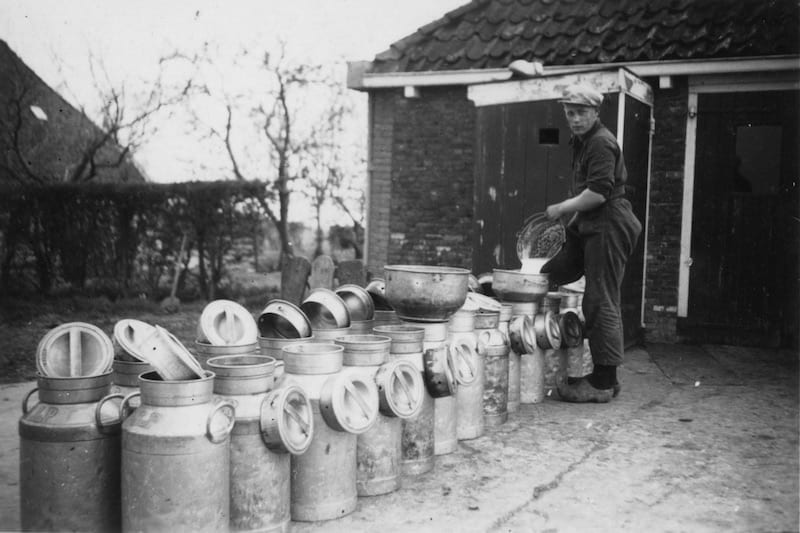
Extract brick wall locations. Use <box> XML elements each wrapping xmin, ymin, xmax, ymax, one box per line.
<box><xmin>643</xmin><ymin>79</ymin><xmax>688</xmax><ymax>342</ymax></box>
<box><xmin>365</xmin><ymin>91</ymin><xmax>395</xmax><ymax>276</ymax></box>
<box><xmin>366</xmin><ymin>86</ymin><xmax>476</xmax><ymax>277</ymax></box>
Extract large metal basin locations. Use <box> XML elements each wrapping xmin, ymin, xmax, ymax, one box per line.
<box><xmin>491</xmin><ymin>269</ymin><xmax>549</xmax><ymax>302</ymax></box>
<box><xmin>384</xmin><ymin>265</ymin><xmax>470</xmax><ymax>322</ymax></box>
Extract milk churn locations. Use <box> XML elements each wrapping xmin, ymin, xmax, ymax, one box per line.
<box><xmin>449</xmin><ymin>308</ymin><xmax>484</xmax><ymax>440</ymax></box>
<box><xmin>19</xmin><ymin>372</ymin><xmax>122</xmax><ymax>532</ymax></box>
<box><xmin>111</xmin><ymin>358</ymin><xmax>153</xmax><ymax>401</ymax></box>
<box><xmin>313</xmin><ymin>325</ymin><xmax>353</xmax><ymax>342</ymax></box>
<box><xmin>350</xmin><ymin>319</ymin><xmax>375</xmax><ymax>334</ymax></box>
<box><xmin>282</xmin><ymin>343</ymin><xmax>379</xmax><ymax>521</ymax></box>
<box><xmin>534</xmin><ymin>311</ymin><xmax>564</xmax><ymax>395</ymax></box>
<box><xmin>336</xmin><ymin>335</ymin><xmax>424</xmax><ymax>496</ymax></box>
<box><xmin>558</xmin><ymin>289</ymin><xmax>592</xmax><ymax>377</ymax></box>
<box><xmin>556</xmin><ymin>310</ymin><xmax>584</xmax><ymax>388</ymax></box>
<box><xmin>208</xmin><ymin>354</ymin><xmax>313</xmax><ymax>533</ymax></box>
<box><xmin>121</xmin><ymin>371</ymin><xmax>236</xmax><ymax>533</ymax></box>
<box><xmin>258</xmin><ymin>335</ymin><xmax>313</xmax><ymax>388</ymax></box>
<box><xmin>508</xmin><ymin>302</ymin><xmax>536</xmax><ymax>411</ymax></box>
<box><xmin>497</xmin><ymin>304</ymin><xmax>517</xmax><ymax>413</ymax></box>
<box><xmin>194</xmin><ymin>340</ymin><xmax>259</xmax><ymax>369</ymax></box>
<box><xmin>421</xmin><ymin>320</ymin><xmax>455</xmax><ymax>456</ymax></box>
<box><xmin>541</xmin><ymin>292</ymin><xmax>562</xmax><ymax>315</ymax></box>
<box><xmin>475</xmin><ymin>310</ymin><xmax>509</xmax><ymax>427</ymax></box>
<box><xmin>372</xmin><ymin>310</ymin><xmax>401</xmax><ymax>328</ymax></box>
<box><xmin>372</xmin><ymin>324</ymin><xmax>437</xmax><ymax>468</ymax></box>
<box><xmin>510</xmin><ymin>315</ymin><xmax>544</xmax><ymax>404</ymax></box>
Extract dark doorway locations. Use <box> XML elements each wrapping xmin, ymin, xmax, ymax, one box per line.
<box><xmin>681</xmin><ymin>90</ymin><xmax>799</xmax><ymax>348</ymax></box>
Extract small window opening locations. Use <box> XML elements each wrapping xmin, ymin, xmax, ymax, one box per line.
<box><xmin>539</xmin><ymin>128</ymin><xmax>559</xmax><ymax>145</ymax></box>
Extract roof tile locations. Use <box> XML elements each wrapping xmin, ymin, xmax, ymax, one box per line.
<box><xmin>369</xmin><ymin>0</ymin><xmax>799</xmax><ymax>73</ymax></box>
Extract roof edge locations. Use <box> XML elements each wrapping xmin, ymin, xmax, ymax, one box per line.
<box><xmin>347</xmin><ymin>56</ymin><xmax>800</xmax><ymax>91</ymax></box>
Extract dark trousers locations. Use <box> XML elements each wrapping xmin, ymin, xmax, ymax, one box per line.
<box><xmin>542</xmin><ymin>199</ymin><xmax>641</xmax><ymax>366</ymax></box>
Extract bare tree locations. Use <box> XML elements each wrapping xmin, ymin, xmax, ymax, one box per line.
<box><xmin>185</xmin><ymin>41</ymin><xmax>359</xmax><ymax>263</ymax></box>
<box><xmin>299</xmin><ymin>82</ymin><xmax>366</xmax><ymax>258</ymax></box>
<box><xmin>59</xmin><ymin>52</ymin><xmax>193</xmax><ymax>183</ymax></box>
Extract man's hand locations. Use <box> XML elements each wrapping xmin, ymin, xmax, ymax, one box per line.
<box><xmin>545</xmin><ymin>203</ymin><xmax>563</xmax><ymax>220</ymax></box>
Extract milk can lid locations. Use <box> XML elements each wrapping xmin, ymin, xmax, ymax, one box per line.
<box><xmin>466</xmin><ymin>292</ymin><xmax>503</xmax><ymax>313</ymax></box>
<box><xmin>113</xmin><ymin>319</ymin><xmax>156</xmax><ymax>362</ymax></box>
<box><xmin>423</xmin><ymin>344</ymin><xmax>457</xmax><ymax>398</ymax></box>
<box><xmin>198</xmin><ymin>300</ymin><xmax>258</xmax><ymax>346</ymax></box>
<box><xmin>133</xmin><ymin>325</ymin><xmax>205</xmax><ymax>381</ymax></box>
<box><xmin>558</xmin><ymin>310</ymin><xmax>584</xmax><ymax>348</ymax></box>
<box><xmin>334</xmin><ymin>284</ymin><xmax>375</xmax><ymax>322</ymax></box>
<box><xmin>257</xmin><ymin>299</ymin><xmax>312</xmax><ymax>339</ymax></box>
<box><xmin>376</xmin><ymin>360</ymin><xmax>424</xmax><ymax>419</ymax></box>
<box><xmin>260</xmin><ymin>384</ymin><xmax>314</xmax><ymax>455</ymax></box>
<box><xmin>319</xmin><ymin>373</ymin><xmax>379</xmax><ymax>434</ymax></box>
<box><xmin>449</xmin><ymin>342</ymin><xmax>479</xmax><ymax>386</ymax></box>
<box><xmin>36</xmin><ymin>322</ymin><xmax>114</xmax><ymax>378</ymax></box>
<box><xmin>535</xmin><ymin>312</ymin><xmax>562</xmax><ymax>350</ymax></box>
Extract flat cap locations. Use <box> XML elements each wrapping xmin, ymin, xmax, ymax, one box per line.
<box><xmin>558</xmin><ymin>83</ymin><xmax>604</xmax><ymax>107</ymax></box>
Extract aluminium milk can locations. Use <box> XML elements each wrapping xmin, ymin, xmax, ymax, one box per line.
<box><xmin>194</xmin><ymin>340</ymin><xmax>259</xmax><ymax>370</ymax></box>
<box><xmin>312</xmin><ymin>326</ymin><xmax>352</xmax><ymax>342</ymax></box>
<box><xmin>337</xmin><ymin>335</ymin><xmax>424</xmax><ymax>496</ymax></box>
<box><xmin>534</xmin><ymin>311</ymin><xmax>564</xmax><ymax>395</ymax></box>
<box><xmin>282</xmin><ymin>343</ymin><xmax>379</xmax><ymax>521</ymax></box>
<box><xmin>373</xmin><ymin>324</ymin><xmax>439</xmax><ymax>469</ymax></box>
<box><xmin>111</xmin><ymin>358</ymin><xmax>153</xmax><ymax>402</ymax></box>
<box><xmin>475</xmin><ymin>310</ymin><xmax>509</xmax><ymax>427</ymax></box>
<box><xmin>122</xmin><ymin>371</ymin><xmax>236</xmax><ymax>533</ymax></box>
<box><xmin>508</xmin><ymin>302</ymin><xmax>536</xmax><ymax>412</ymax></box>
<box><xmin>208</xmin><ymin>355</ymin><xmax>313</xmax><ymax>533</ymax></box>
<box><xmin>350</xmin><ymin>319</ymin><xmax>376</xmax><ymax>335</ymax></box>
<box><xmin>497</xmin><ymin>304</ymin><xmax>517</xmax><ymax>413</ymax></box>
<box><xmin>19</xmin><ymin>372</ymin><xmax>122</xmax><ymax>532</ymax></box>
<box><xmin>448</xmin><ymin>310</ymin><xmax>484</xmax><ymax>440</ymax></box>
<box><xmin>409</xmin><ymin>322</ymin><xmax>458</xmax><ymax>458</ymax></box>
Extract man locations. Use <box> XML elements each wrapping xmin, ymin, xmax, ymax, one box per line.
<box><xmin>541</xmin><ymin>83</ymin><xmax>642</xmax><ymax>403</ymax></box>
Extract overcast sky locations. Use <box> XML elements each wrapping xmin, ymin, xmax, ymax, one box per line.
<box><xmin>0</xmin><ymin>0</ymin><xmax>466</xmax><ymax>186</ymax></box>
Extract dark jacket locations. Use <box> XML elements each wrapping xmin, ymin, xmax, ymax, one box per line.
<box><xmin>570</xmin><ymin>120</ymin><xmax>627</xmax><ymax>202</ymax></box>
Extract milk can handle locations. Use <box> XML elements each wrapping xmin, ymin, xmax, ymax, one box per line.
<box><xmin>119</xmin><ymin>392</ymin><xmax>141</xmax><ymax>420</ymax></box>
<box><xmin>21</xmin><ymin>388</ymin><xmax>38</xmax><ymax>415</ymax></box>
<box><xmin>207</xmin><ymin>401</ymin><xmax>236</xmax><ymax>443</ymax></box>
<box><xmin>95</xmin><ymin>393</ymin><xmax>125</xmax><ymax>430</ymax></box>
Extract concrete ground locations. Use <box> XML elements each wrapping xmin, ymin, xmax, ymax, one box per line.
<box><xmin>1</xmin><ymin>343</ymin><xmax>797</xmax><ymax>532</ymax></box>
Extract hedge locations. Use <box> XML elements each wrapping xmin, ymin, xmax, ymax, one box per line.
<box><xmin>0</xmin><ymin>181</ymin><xmax>268</xmax><ymax>299</ymax></box>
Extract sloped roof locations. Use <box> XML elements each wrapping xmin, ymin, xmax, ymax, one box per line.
<box><xmin>370</xmin><ymin>0</ymin><xmax>800</xmax><ymax>73</ymax></box>
<box><xmin>0</xmin><ymin>40</ymin><xmax>147</xmax><ymax>183</ymax></box>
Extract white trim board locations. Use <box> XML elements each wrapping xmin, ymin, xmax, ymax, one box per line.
<box><xmin>349</xmin><ymin>56</ymin><xmax>799</xmax><ymax>91</ymax></box>
<box><xmin>467</xmin><ymin>68</ymin><xmax>654</xmax><ymax>107</ymax></box>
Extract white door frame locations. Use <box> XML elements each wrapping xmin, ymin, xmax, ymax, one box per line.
<box><xmin>677</xmin><ymin>71</ymin><xmax>800</xmax><ymax>317</ymax></box>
